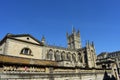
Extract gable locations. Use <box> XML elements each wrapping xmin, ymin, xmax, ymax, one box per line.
<box><xmin>13</xmin><ymin>36</ymin><xmax>40</xmax><ymax>44</ymax></box>
<box><xmin>4</xmin><ymin>34</ymin><xmax>43</xmax><ymax>45</ymax></box>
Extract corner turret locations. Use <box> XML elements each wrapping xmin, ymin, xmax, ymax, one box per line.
<box><xmin>41</xmin><ymin>36</ymin><xmax>46</xmax><ymax>45</ymax></box>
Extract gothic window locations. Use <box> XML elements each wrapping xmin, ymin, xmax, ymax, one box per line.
<box><xmin>66</xmin><ymin>53</ymin><xmax>69</xmax><ymax>60</ymax></box>
<box><xmin>78</xmin><ymin>53</ymin><xmax>83</xmax><ymax>63</ymax></box>
<box><xmin>70</xmin><ymin>43</ymin><xmax>74</xmax><ymax>49</ymax></box>
<box><xmin>61</xmin><ymin>52</ymin><xmax>66</xmax><ymax>61</ymax></box>
<box><xmin>55</xmin><ymin>51</ymin><xmax>61</xmax><ymax>61</ymax></box>
<box><xmin>20</xmin><ymin>48</ymin><xmax>32</xmax><ymax>55</ymax></box>
<box><xmin>67</xmin><ymin>52</ymin><xmax>72</xmax><ymax>61</ymax></box>
<box><xmin>72</xmin><ymin>53</ymin><xmax>76</xmax><ymax>62</ymax></box>
<box><xmin>91</xmin><ymin>50</ymin><xmax>94</xmax><ymax>53</ymax></box>
<box><xmin>84</xmin><ymin>51</ymin><xmax>88</xmax><ymax>64</ymax></box>
<box><xmin>47</xmin><ymin>50</ymin><xmax>53</xmax><ymax>60</ymax></box>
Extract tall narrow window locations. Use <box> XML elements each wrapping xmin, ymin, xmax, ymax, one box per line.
<box><xmin>67</xmin><ymin>53</ymin><xmax>72</xmax><ymax>61</ymax></box>
<box><xmin>61</xmin><ymin>52</ymin><xmax>66</xmax><ymax>61</ymax></box>
<box><xmin>47</xmin><ymin>50</ymin><xmax>53</xmax><ymax>60</ymax></box>
<box><xmin>55</xmin><ymin>51</ymin><xmax>61</xmax><ymax>61</ymax></box>
<box><xmin>72</xmin><ymin>53</ymin><xmax>76</xmax><ymax>62</ymax></box>
<box><xmin>78</xmin><ymin>53</ymin><xmax>83</xmax><ymax>63</ymax></box>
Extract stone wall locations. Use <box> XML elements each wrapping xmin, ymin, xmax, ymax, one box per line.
<box><xmin>0</xmin><ymin>69</ymin><xmax>112</xmax><ymax>80</ymax></box>
<box><xmin>5</xmin><ymin>39</ymin><xmax>43</xmax><ymax>59</ymax></box>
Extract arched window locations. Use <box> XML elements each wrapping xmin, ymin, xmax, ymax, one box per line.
<box><xmin>20</xmin><ymin>48</ymin><xmax>32</xmax><ymax>55</ymax></box>
<box><xmin>78</xmin><ymin>53</ymin><xmax>83</xmax><ymax>63</ymax></box>
<box><xmin>72</xmin><ymin>53</ymin><xmax>76</xmax><ymax>62</ymax></box>
<box><xmin>102</xmin><ymin>65</ymin><xmax>106</xmax><ymax>69</ymax></box>
<box><xmin>67</xmin><ymin>52</ymin><xmax>72</xmax><ymax>61</ymax></box>
<box><xmin>47</xmin><ymin>50</ymin><xmax>53</xmax><ymax>60</ymax></box>
<box><xmin>54</xmin><ymin>51</ymin><xmax>61</xmax><ymax>61</ymax></box>
<box><xmin>61</xmin><ymin>51</ymin><xmax>66</xmax><ymax>61</ymax></box>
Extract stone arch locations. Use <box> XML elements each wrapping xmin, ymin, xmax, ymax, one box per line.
<box><xmin>20</xmin><ymin>47</ymin><xmax>32</xmax><ymax>55</ymax></box>
<box><xmin>78</xmin><ymin>53</ymin><xmax>83</xmax><ymax>63</ymax></box>
<box><xmin>102</xmin><ymin>64</ymin><xmax>106</xmax><ymax>69</ymax></box>
<box><xmin>54</xmin><ymin>50</ymin><xmax>61</xmax><ymax>61</ymax></box>
<box><xmin>67</xmin><ymin>52</ymin><xmax>72</xmax><ymax>61</ymax></box>
<box><xmin>47</xmin><ymin>49</ymin><xmax>54</xmax><ymax>60</ymax></box>
<box><xmin>72</xmin><ymin>53</ymin><xmax>76</xmax><ymax>62</ymax></box>
<box><xmin>61</xmin><ymin>51</ymin><xmax>66</xmax><ymax>61</ymax></box>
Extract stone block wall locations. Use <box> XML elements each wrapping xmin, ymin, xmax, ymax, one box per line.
<box><xmin>0</xmin><ymin>69</ymin><xmax>112</xmax><ymax>80</ymax></box>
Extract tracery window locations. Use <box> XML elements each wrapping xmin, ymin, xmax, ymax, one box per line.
<box><xmin>20</xmin><ymin>48</ymin><xmax>32</xmax><ymax>55</ymax></box>
<box><xmin>61</xmin><ymin>52</ymin><xmax>66</xmax><ymax>61</ymax></box>
<box><xmin>47</xmin><ymin>50</ymin><xmax>53</xmax><ymax>60</ymax></box>
<box><xmin>67</xmin><ymin>52</ymin><xmax>72</xmax><ymax>61</ymax></box>
<box><xmin>78</xmin><ymin>53</ymin><xmax>83</xmax><ymax>63</ymax></box>
<box><xmin>72</xmin><ymin>53</ymin><xmax>76</xmax><ymax>62</ymax></box>
<box><xmin>55</xmin><ymin>51</ymin><xmax>61</xmax><ymax>61</ymax></box>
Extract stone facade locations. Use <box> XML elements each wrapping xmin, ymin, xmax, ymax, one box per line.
<box><xmin>0</xmin><ymin>29</ymin><xmax>96</xmax><ymax>68</ymax></box>
<box><xmin>0</xmin><ymin>70</ymin><xmax>112</xmax><ymax>80</ymax></box>
<box><xmin>98</xmin><ymin>51</ymin><xmax>120</xmax><ymax>75</ymax></box>
<box><xmin>0</xmin><ymin>29</ymin><xmax>118</xmax><ymax>80</ymax></box>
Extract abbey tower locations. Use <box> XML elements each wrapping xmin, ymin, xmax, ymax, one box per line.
<box><xmin>66</xmin><ymin>28</ymin><xmax>81</xmax><ymax>49</ymax></box>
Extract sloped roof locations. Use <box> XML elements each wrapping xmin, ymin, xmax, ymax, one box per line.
<box><xmin>97</xmin><ymin>52</ymin><xmax>108</xmax><ymax>57</ymax></box>
<box><xmin>0</xmin><ymin>54</ymin><xmax>57</xmax><ymax>66</ymax></box>
<box><xmin>108</xmin><ymin>51</ymin><xmax>120</xmax><ymax>55</ymax></box>
<box><xmin>0</xmin><ymin>33</ymin><xmax>44</xmax><ymax>46</ymax></box>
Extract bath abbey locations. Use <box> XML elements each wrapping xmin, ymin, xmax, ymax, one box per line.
<box><xmin>0</xmin><ymin>28</ymin><xmax>119</xmax><ymax>80</ymax></box>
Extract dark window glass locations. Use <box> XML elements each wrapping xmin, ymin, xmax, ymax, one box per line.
<box><xmin>21</xmin><ymin>48</ymin><xmax>32</xmax><ymax>55</ymax></box>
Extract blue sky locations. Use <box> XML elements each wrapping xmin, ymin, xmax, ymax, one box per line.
<box><xmin>0</xmin><ymin>0</ymin><xmax>120</xmax><ymax>54</ymax></box>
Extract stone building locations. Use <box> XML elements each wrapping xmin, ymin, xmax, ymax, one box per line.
<box><xmin>97</xmin><ymin>51</ymin><xmax>120</xmax><ymax>75</ymax></box>
<box><xmin>0</xmin><ymin>28</ymin><xmax>118</xmax><ymax>80</ymax></box>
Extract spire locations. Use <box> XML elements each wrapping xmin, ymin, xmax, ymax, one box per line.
<box><xmin>72</xmin><ymin>25</ymin><xmax>76</xmax><ymax>34</ymax></box>
<box><xmin>66</xmin><ymin>32</ymin><xmax>69</xmax><ymax>37</ymax></box>
<box><xmin>91</xmin><ymin>41</ymin><xmax>95</xmax><ymax>48</ymax></box>
<box><xmin>41</xmin><ymin>36</ymin><xmax>45</xmax><ymax>45</ymax></box>
<box><xmin>92</xmin><ymin>41</ymin><xmax>94</xmax><ymax>46</ymax></box>
<box><xmin>86</xmin><ymin>40</ymin><xmax>90</xmax><ymax>47</ymax></box>
<box><xmin>77</xmin><ymin>30</ymin><xmax>80</xmax><ymax>33</ymax></box>
<box><xmin>77</xmin><ymin>30</ymin><xmax>80</xmax><ymax>36</ymax></box>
